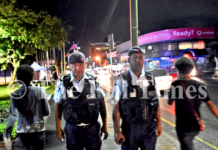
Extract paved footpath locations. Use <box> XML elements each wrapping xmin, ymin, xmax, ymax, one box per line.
<box><xmin>11</xmin><ymin>90</ymin><xmax>181</xmax><ymax>150</ymax></box>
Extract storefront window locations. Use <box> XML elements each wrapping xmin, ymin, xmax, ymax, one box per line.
<box><xmin>167</xmin><ymin>43</ymin><xmax>178</xmax><ymax>50</ymax></box>
<box><xmin>179</xmin><ymin>41</ymin><xmax>205</xmax><ymax>50</ymax></box>
<box><xmin>159</xmin><ymin>42</ymin><xmax>177</xmax><ymax>51</ymax></box>
<box><xmin>153</xmin><ymin>44</ymin><xmax>159</xmax><ymax>52</ymax></box>
<box><xmin>193</xmin><ymin>41</ymin><xmax>205</xmax><ymax>49</ymax></box>
<box><xmin>179</xmin><ymin>42</ymin><xmax>192</xmax><ymax>49</ymax></box>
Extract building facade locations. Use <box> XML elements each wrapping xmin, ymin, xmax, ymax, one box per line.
<box><xmin>116</xmin><ymin>27</ymin><xmax>218</xmax><ymax>73</ymax></box>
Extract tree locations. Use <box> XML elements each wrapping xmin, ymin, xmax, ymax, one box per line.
<box><xmin>0</xmin><ymin>0</ymin><xmax>66</xmax><ymax>86</ymax></box>
<box><xmin>61</xmin><ymin>20</ymin><xmax>74</xmax><ymax>75</ymax></box>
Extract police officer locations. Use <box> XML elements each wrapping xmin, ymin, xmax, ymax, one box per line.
<box><xmin>112</xmin><ymin>46</ymin><xmax>162</xmax><ymax>150</ymax></box>
<box><xmin>54</xmin><ymin>52</ymin><xmax>108</xmax><ymax>150</ymax></box>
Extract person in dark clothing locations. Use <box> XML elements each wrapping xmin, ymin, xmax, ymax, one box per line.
<box><xmin>3</xmin><ymin>64</ymin><xmax>50</xmax><ymax>150</ymax></box>
<box><xmin>168</xmin><ymin>57</ymin><xmax>218</xmax><ymax>150</ymax></box>
<box><xmin>54</xmin><ymin>52</ymin><xmax>108</xmax><ymax>150</ymax></box>
<box><xmin>53</xmin><ymin>70</ymin><xmax>58</xmax><ymax>86</ymax></box>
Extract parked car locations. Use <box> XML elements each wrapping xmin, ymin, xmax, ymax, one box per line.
<box><xmin>149</xmin><ymin>69</ymin><xmax>173</xmax><ymax>96</ymax></box>
<box><xmin>85</xmin><ymin>69</ymin><xmax>95</xmax><ymax>76</ymax></box>
<box><xmin>98</xmin><ymin>68</ymin><xmax>110</xmax><ymax>75</ymax></box>
<box><xmin>167</xmin><ymin>67</ymin><xmax>178</xmax><ymax>81</ymax></box>
<box><xmin>196</xmin><ymin>67</ymin><xmax>214</xmax><ymax>77</ymax></box>
<box><xmin>112</xmin><ymin>70</ymin><xmax>122</xmax><ymax>75</ymax></box>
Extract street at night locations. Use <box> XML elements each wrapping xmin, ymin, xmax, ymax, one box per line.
<box><xmin>2</xmin><ymin>0</ymin><xmax>218</xmax><ymax>150</ymax></box>
<box><xmin>2</xmin><ymin>74</ymin><xmax>218</xmax><ymax>150</ymax></box>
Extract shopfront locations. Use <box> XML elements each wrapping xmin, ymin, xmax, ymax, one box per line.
<box><xmin>116</xmin><ymin>27</ymin><xmax>217</xmax><ymax>72</ymax></box>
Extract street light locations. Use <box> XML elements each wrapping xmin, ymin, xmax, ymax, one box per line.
<box><xmin>96</xmin><ymin>56</ymin><xmax>101</xmax><ymax>67</ymax></box>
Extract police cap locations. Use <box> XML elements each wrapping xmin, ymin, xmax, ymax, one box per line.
<box><xmin>128</xmin><ymin>46</ymin><xmax>144</xmax><ymax>56</ymax></box>
<box><xmin>68</xmin><ymin>52</ymin><xmax>86</xmax><ymax>64</ymax></box>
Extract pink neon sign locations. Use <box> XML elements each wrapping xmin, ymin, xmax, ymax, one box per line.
<box><xmin>138</xmin><ymin>28</ymin><xmax>215</xmax><ymax>45</ymax></box>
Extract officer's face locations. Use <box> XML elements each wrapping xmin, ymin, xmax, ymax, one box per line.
<box><xmin>70</xmin><ymin>62</ymin><xmax>87</xmax><ymax>78</ymax></box>
<box><xmin>129</xmin><ymin>53</ymin><xmax>144</xmax><ymax>71</ymax></box>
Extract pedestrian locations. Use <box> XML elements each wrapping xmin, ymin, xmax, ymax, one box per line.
<box><xmin>111</xmin><ymin>46</ymin><xmax>162</xmax><ymax>150</ymax></box>
<box><xmin>168</xmin><ymin>56</ymin><xmax>218</xmax><ymax>150</ymax></box>
<box><xmin>53</xmin><ymin>70</ymin><xmax>58</xmax><ymax>86</ymax></box>
<box><xmin>66</xmin><ymin>66</ymin><xmax>71</xmax><ymax>75</ymax></box>
<box><xmin>53</xmin><ymin>52</ymin><xmax>108</xmax><ymax>150</ymax></box>
<box><xmin>3</xmin><ymin>64</ymin><xmax>50</xmax><ymax>150</ymax></box>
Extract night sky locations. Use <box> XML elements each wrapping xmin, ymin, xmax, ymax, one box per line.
<box><xmin>17</xmin><ymin>0</ymin><xmax>218</xmax><ymax>56</ymax></box>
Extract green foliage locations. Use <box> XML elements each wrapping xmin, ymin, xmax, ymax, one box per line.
<box><xmin>0</xmin><ymin>120</ymin><xmax>17</xmax><ymax>139</ymax></box>
<box><xmin>43</xmin><ymin>85</ymin><xmax>55</xmax><ymax>95</ymax></box>
<box><xmin>0</xmin><ymin>123</ymin><xmax>6</xmax><ymax>136</ymax></box>
<box><xmin>0</xmin><ymin>0</ymin><xmax>67</xmax><ymax>71</ymax></box>
<box><xmin>0</xmin><ymin>84</ymin><xmax>9</xmax><ymax>95</ymax></box>
<box><xmin>0</xmin><ymin>100</ymin><xmax>10</xmax><ymax>107</ymax></box>
<box><xmin>11</xmin><ymin>121</ymin><xmax>17</xmax><ymax>139</ymax></box>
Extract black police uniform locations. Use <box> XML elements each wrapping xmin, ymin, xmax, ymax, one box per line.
<box><xmin>62</xmin><ymin>73</ymin><xmax>104</xmax><ymax>150</ymax></box>
<box><xmin>118</xmin><ymin>70</ymin><xmax>159</xmax><ymax>150</ymax></box>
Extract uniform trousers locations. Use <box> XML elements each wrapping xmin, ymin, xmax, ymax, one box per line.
<box><xmin>121</xmin><ymin>121</ymin><xmax>157</xmax><ymax>150</ymax></box>
<box><xmin>64</xmin><ymin>122</ymin><xmax>102</xmax><ymax>150</ymax></box>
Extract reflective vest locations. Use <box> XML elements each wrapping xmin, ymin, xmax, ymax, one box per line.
<box><xmin>119</xmin><ymin>71</ymin><xmax>159</xmax><ymax>124</ymax></box>
<box><xmin>62</xmin><ymin>74</ymin><xmax>103</xmax><ymax>125</ymax></box>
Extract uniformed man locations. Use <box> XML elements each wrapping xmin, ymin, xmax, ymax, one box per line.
<box><xmin>54</xmin><ymin>52</ymin><xmax>108</xmax><ymax>150</ymax></box>
<box><xmin>112</xmin><ymin>46</ymin><xmax>162</xmax><ymax>150</ymax></box>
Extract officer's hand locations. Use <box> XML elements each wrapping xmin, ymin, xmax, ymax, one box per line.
<box><xmin>156</xmin><ymin>123</ymin><xmax>162</xmax><ymax>137</ymax></box>
<box><xmin>101</xmin><ymin>125</ymin><xmax>108</xmax><ymax>140</ymax></box>
<box><xmin>115</xmin><ymin>131</ymin><xmax>125</xmax><ymax>145</ymax></box>
<box><xmin>57</xmin><ymin>128</ymin><xmax>65</xmax><ymax>142</ymax></box>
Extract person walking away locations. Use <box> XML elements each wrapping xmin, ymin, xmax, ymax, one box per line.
<box><xmin>53</xmin><ymin>70</ymin><xmax>58</xmax><ymax>86</ymax></box>
<box><xmin>168</xmin><ymin>57</ymin><xmax>218</xmax><ymax>150</ymax></box>
<box><xmin>3</xmin><ymin>64</ymin><xmax>50</xmax><ymax>150</ymax></box>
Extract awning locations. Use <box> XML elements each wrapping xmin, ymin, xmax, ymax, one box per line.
<box><xmin>31</xmin><ymin>62</ymin><xmax>46</xmax><ymax>71</ymax></box>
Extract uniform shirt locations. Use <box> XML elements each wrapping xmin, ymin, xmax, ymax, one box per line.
<box><xmin>53</xmin><ymin>73</ymin><xmax>105</xmax><ymax>103</ymax></box>
<box><xmin>4</xmin><ymin>86</ymin><xmax>50</xmax><ymax>139</ymax></box>
<box><xmin>111</xmin><ymin>69</ymin><xmax>150</xmax><ymax>103</ymax></box>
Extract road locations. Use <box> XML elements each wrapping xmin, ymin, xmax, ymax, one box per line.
<box><xmin>97</xmin><ymin>73</ymin><xmax>218</xmax><ymax>150</ymax></box>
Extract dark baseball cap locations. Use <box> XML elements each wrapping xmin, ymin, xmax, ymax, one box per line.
<box><xmin>128</xmin><ymin>46</ymin><xmax>144</xmax><ymax>56</ymax></box>
<box><xmin>68</xmin><ymin>52</ymin><xmax>86</xmax><ymax>64</ymax></box>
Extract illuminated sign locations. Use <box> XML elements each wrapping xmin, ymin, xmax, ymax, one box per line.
<box><xmin>139</xmin><ymin>28</ymin><xmax>215</xmax><ymax>45</ymax></box>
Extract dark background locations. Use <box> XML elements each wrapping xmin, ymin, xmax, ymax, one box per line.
<box><xmin>17</xmin><ymin>0</ymin><xmax>218</xmax><ymax>56</ymax></box>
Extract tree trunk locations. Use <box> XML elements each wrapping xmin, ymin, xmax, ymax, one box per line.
<box><xmin>61</xmin><ymin>48</ymin><xmax>63</xmax><ymax>76</ymax></box>
<box><xmin>36</xmin><ymin>49</ymin><xmax>38</xmax><ymax>64</ymax></box>
<box><xmin>53</xmin><ymin>47</ymin><xmax>58</xmax><ymax>75</ymax></box>
<box><xmin>9</xmin><ymin>60</ymin><xmax>20</xmax><ymax>88</ymax></box>
<box><xmin>63</xmin><ymin>41</ymin><xmax>66</xmax><ymax>75</ymax></box>
<box><xmin>46</xmin><ymin>50</ymin><xmax>50</xmax><ymax>86</ymax></box>
<box><xmin>4</xmin><ymin>70</ymin><xmax>6</xmax><ymax>85</ymax></box>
